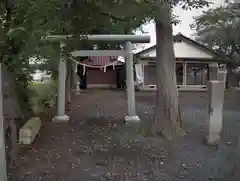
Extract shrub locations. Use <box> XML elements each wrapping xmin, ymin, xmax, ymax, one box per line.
<box><xmin>29</xmin><ymin>80</ymin><xmax>57</xmax><ymax>115</ymax></box>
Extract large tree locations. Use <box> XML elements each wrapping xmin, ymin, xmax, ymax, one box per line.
<box><xmin>148</xmin><ymin>0</ymin><xmax>208</xmax><ymax>139</ymax></box>
<box><xmin>153</xmin><ymin>5</ymin><xmax>184</xmax><ymax>139</ymax></box>
<box><xmin>193</xmin><ymin>0</ymin><xmax>240</xmax><ymax>87</ymax></box>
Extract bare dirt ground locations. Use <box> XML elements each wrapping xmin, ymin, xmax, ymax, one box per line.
<box><xmin>18</xmin><ymin>89</ymin><xmax>240</xmax><ymax>181</ymax></box>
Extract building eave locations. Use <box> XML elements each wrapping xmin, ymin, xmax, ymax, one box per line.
<box><xmin>139</xmin><ymin>56</ymin><xmax>227</xmax><ymax>63</ymax></box>
<box><xmin>134</xmin><ymin>33</ymin><xmax>229</xmax><ymax>63</ymax></box>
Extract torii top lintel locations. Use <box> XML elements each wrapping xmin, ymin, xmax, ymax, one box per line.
<box><xmin>44</xmin><ymin>34</ymin><xmax>151</xmax><ymax>43</ymax></box>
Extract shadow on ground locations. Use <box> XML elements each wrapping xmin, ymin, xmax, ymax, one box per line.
<box><xmin>18</xmin><ymin>90</ymin><xmax>240</xmax><ymax>181</ymax></box>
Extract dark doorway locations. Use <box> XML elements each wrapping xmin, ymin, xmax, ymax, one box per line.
<box><xmin>116</xmin><ymin>66</ymin><xmax>126</xmax><ymax>89</ymax></box>
<box><xmin>77</xmin><ymin>64</ymin><xmax>87</xmax><ymax>89</ymax></box>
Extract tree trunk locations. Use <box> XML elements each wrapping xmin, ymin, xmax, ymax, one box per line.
<box><xmin>152</xmin><ymin>13</ymin><xmax>185</xmax><ymax>140</ymax></box>
<box><xmin>2</xmin><ymin>64</ymin><xmax>23</xmax><ymax>180</ymax></box>
<box><xmin>2</xmin><ymin>3</ymin><xmax>25</xmax><ymax>180</ymax></box>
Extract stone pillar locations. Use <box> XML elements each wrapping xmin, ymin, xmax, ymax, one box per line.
<box><xmin>209</xmin><ymin>63</ymin><xmax>218</xmax><ymax>81</ymax></box>
<box><xmin>76</xmin><ymin>80</ymin><xmax>81</xmax><ymax>94</ymax></box>
<box><xmin>0</xmin><ymin>63</ymin><xmax>7</xmax><ymax>181</ymax></box>
<box><xmin>124</xmin><ymin>41</ymin><xmax>140</xmax><ymax>122</ymax></box>
<box><xmin>73</xmin><ymin>62</ymin><xmax>81</xmax><ymax>94</ymax></box>
<box><xmin>53</xmin><ymin>43</ymin><xmax>70</xmax><ymax>122</ymax></box>
<box><xmin>183</xmin><ymin>62</ymin><xmax>187</xmax><ymax>86</ymax></box>
<box><xmin>206</xmin><ymin>80</ymin><xmax>225</xmax><ymax>145</ymax></box>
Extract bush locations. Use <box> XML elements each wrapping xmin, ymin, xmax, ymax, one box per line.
<box><xmin>29</xmin><ymin>80</ymin><xmax>57</xmax><ymax>115</ymax></box>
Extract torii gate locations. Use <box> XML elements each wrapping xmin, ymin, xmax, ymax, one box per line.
<box><xmin>46</xmin><ymin>34</ymin><xmax>151</xmax><ymax>123</ymax></box>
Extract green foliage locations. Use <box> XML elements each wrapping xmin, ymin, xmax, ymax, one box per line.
<box><xmin>29</xmin><ymin>81</ymin><xmax>57</xmax><ymax>114</ymax></box>
<box><xmin>193</xmin><ymin>0</ymin><xmax>240</xmax><ymax>64</ymax></box>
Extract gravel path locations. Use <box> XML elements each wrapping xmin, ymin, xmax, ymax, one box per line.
<box><xmin>18</xmin><ymin>90</ymin><xmax>240</xmax><ymax>181</ymax></box>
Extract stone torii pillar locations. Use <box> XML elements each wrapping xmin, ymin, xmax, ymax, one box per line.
<box><xmin>124</xmin><ymin>41</ymin><xmax>140</xmax><ymax>122</ymax></box>
<box><xmin>53</xmin><ymin>43</ymin><xmax>70</xmax><ymax>122</ymax></box>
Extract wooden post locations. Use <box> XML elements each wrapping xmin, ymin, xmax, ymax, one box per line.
<box><xmin>142</xmin><ymin>64</ymin><xmax>145</xmax><ymax>87</ymax></box>
<box><xmin>209</xmin><ymin>63</ymin><xmax>218</xmax><ymax>81</ymax></box>
<box><xmin>183</xmin><ymin>62</ymin><xmax>187</xmax><ymax>87</ymax></box>
<box><xmin>218</xmin><ymin>68</ymin><xmax>227</xmax><ymax>89</ymax></box>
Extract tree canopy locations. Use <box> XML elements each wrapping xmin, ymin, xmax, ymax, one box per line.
<box><xmin>0</xmin><ymin>0</ymin><xmax>207</xmax><ymax>77</ymax></box>
<box><xmin>1</xmin><ymin>0</ymin><xmax>209</xmax><ymax>61</ymax></box>
<box><xmin>193</xmin><ymin>0</ymin><xmax>240</xmax><ymax>64</ymax></box>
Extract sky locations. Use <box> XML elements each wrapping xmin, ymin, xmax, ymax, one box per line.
<box><xmin>136</xmin><ymin>0</ymin><xmax>227</xmax><ymax>49</ymax></box>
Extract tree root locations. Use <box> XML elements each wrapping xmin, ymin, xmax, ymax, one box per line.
<box><xmin>151</xmin><ymin>119</ymin><xmax>185</xmax><ymax>140</ymax></box>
